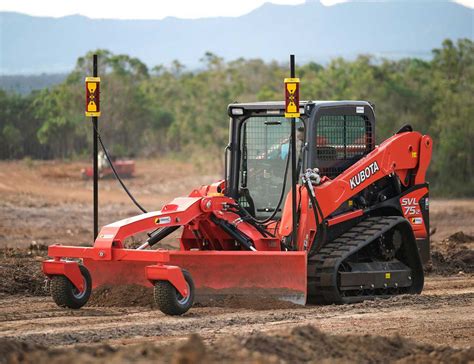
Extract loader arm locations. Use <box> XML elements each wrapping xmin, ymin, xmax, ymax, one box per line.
<box><xmin>315</xmin><ymin>131</ymin><xmax>432</xmax><ymax>217</ymax></box>
<box><xmin>280</xmin><ymin>130</ymin><xmax>433</xmax><ymax>251</ymax></box>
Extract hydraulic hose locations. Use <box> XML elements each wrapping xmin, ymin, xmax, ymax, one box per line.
<box><xmin>303</xmin><ymin>174</ymin><xmax>327</xmax><ymax>255</ymax></box>
<box><xmin>210</xmin><ymin>214</ymin><xmax>257</xmax><ymax>251</ymax></box>
<box><xmin>92</xmin><ymin>123</ymin><xmax>148</xmax><ymax>214</ymax></box>
<box><xmin>137</xmin><ymin>226</ymin><xmax>180</xmax><ymax>250</ymax></box>
<box><xmin>243</xmin><ymin>137</ymin><xmax>292</xmax><ymax>225</ymax></box>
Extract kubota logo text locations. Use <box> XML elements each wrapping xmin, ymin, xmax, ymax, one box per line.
<box><xmin>350</xmin><ymin>161</ymin><xmax>380</xmax><ymax>190</ymax></box>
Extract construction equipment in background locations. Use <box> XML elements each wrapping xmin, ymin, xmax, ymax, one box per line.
<box><xmin>81</xmin><ymin>151</ymin><xmax>135</xmax><ymax>179</ymax></box>
<box><xmin>43</xmin><ymin>98</ymin><xmax>432</xmax><ymax>315</ymax></box>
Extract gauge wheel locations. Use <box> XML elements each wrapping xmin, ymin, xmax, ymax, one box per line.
<box><xmin>154</xmin><ymin>269</ymin><xmax>195</xmax><ymax>316</ymax></box>
<box><xmin>50</xmin><ymin>265</ymin><xmax>92</xmax><ymax>309</ymax></box>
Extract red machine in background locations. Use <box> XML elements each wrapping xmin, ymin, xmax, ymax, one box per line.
<box><xmin>43</xmin><ymin>100</ymin><xmax>432</xmax><ymax>315</ymax></box>
<box><xmin>81</xmin><ymin>151</ymin><xmax>135</xmax><ymax>179</ymax></box>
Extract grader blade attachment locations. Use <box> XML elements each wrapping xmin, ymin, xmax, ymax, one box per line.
<box><xmin>82</xmin><ymin>250</ymin><xmax>308</xmax><ymax>305</ymax></box>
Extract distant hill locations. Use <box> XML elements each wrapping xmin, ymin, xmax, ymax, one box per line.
<box><xmin>0</xmin><ymin>1</ymin><xmax>472</xmax><ymax>75</ymax></box>
<box><xmin>0</xmin><ymin>74</ymin><xmax>67</xmax><ymax>94</ymax></box>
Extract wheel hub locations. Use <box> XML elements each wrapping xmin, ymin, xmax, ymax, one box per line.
<box><xmin>176</xmin><ymin>282</ymin><xmax>191</xmax><ymax>305</ymax></box>
<box><xmin>72</xmin><ymin>277</ymin><xmax>87</xmax><ymax>299</ymax></box>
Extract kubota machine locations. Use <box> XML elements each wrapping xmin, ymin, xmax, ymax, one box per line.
<box><xmin>43</xmin><ymin>100</ymin><xmax>432</xmax><ymax>315</ymax></box>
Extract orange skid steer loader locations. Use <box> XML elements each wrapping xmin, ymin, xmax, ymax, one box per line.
<box><xmin>43</xmin><ymin>100</ymin><xmax>432</xmax><ymax>315</ymax></box>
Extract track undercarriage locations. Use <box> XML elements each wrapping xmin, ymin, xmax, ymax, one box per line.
<box><xmin>308</xmin><ymin>216</ymin><xmax>424</xmax><ymax>304</ymax></box>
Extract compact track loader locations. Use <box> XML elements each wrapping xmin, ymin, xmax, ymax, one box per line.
<box><xmin>43</xmin><ymin>100</ymin><xmax>432</xmax><ymax>315</ymax></box>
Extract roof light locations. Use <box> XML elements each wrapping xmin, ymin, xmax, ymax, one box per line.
<box><xmin>231</xmin><ymin>108</ymin><xmax>244</xmax><ymax>115</ymax></box>
<box><xmin>266</xmin><ymin>110</ymin><xmax>281</xmax><ymax>115</ymax></box>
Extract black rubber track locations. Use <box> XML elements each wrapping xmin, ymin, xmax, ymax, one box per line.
<box><xmin>50</xmin><ymin>265</ymin><xmax>92</xmax><ymax>309</ymax></box>
<box><xmin>154</xmin><ymin>269</ymin><xmax>195</xmax><ymax>316</ymax></box>
<box><xmin>307</xmin><ymin>216</ymin><xmax>424</xmax><ymax>304</ymax></box>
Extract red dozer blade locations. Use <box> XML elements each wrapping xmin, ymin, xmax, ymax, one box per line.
<box><xmin>42</xmin><ymin>193</ymin><xmax>307</xmax><ymax>314</ymax></box>
<box><xmin>43</xmin><ymin>245</ymin><xmax>307</xmax><ymax>313</ymax></box>
<box><xmin>84</xmin><ymin>250</ymin><xmax>307</xmax><ymax>304</ymax></box>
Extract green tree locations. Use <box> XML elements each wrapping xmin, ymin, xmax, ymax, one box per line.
<box><xmin>430</xmin><ymin>39</ymin><xmax>474</xmax><ymax>196</ymax></box>
<box><xmin>1</xmin><ymin>40</ymin><xmax>472</xmax><ymax>196</ymax></box>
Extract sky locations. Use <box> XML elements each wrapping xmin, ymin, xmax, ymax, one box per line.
<box><xmin>0</xmin><ymin>0</ymin><xmax>472</xmax><ymax>19</ymax></box>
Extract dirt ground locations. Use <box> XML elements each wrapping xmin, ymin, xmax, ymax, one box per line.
<box><xmin>0</xmin><ymin>160</ymin><xmax>473</xmax><ymax>363</ymax></box>
<box><xmin>0</xmin><ymin>159</ymin><xmax>221</xmax><ymax>249</ymax></box>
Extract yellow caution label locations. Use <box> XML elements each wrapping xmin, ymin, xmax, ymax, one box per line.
<box><xmin>284</xmin><ymin>78</ymin><xmax>300</xmax><ymax>118</ymax></box>
<box><xmin>85</xmin><ymin>77</ymin><xmax>101</xmax><ymax>117</ymax></box>
<box><xmin>411</xmin><ymin>151</ymin><xmax>417</xmax><ymax>158</ymax></box>
<box><xmin>385</xmin><ymin>273</ymin><xmax>391</xmax><ymax>279</ymax></box>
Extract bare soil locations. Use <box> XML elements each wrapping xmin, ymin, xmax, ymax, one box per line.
<box><xmin>2</xmin><ymin>323</ymin><xmax>473</xmax><ymax>364</ymax></box>
<box><xmin>427</xmin><ymin>231</ymin><xmax>474</xmax><ymax>275</ymax></box>
<box><xmin>0</xmin><ymin>159</ymin><xmax>220</xmax><ymax>249</ymax></box>
<box><xmin>0</xmin><ymin>160</ymin><xmax>473</xmax><ymax>363</ymax></box>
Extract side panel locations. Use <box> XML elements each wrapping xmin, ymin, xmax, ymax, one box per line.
<box><xmin>400</xmin><ymin>186</ymin><xmax>430</xmax><ymax>264</ymax></box>
<box><xmin>400</xmin><ymin>187</ymin><xmax>429</xmax><ymax>239</ymax></box>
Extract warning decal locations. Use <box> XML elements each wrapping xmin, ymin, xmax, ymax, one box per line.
<box><xmin>85</xmin><ymin>76</ymin><xmax>101</xmax><ymax>117</ymax></box>
<box><xmin>284</xmin><ymin>78</ymin><xmax>300</xmax><ymax>118</ymax></box>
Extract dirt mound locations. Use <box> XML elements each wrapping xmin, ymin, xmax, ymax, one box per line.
<box><xmin>0</xmin><ymin>245</ymin><xmax>48</xmax><ymax>296</ymax></box>
<box><xmin>0</xmin><ymin>336</ymin><xmax>200</xmax><ymax>364</ymax></box>
<box><xmin>427</xmin><ymin>231</ymin><xmax>474</xmax><ymax>275</ymax></box>
<box><xmin>88</xmin><ymin>284</ymin><xmax>155</xmax><ymax>307</ymax></box>
<box><xmin>235</xmin><ymin>325</ymin><xmax>474</xmax><ymax>363</ymax></box>
<box><xmin>2</xmin><ymin>325</ymin><xmax>473</xmax><ymax>364</ymax></box>
<box><xmin>448</xmin><ymin>231</ymin><xmax>474</xmax><ymax>244</ymax></box>
<box><xmin>172</xmin><ymin>333</ymin><xmax>207</xmax><ymax>364</ymax></box>
<box><xmin>429</xmin><ymin>250</ymin><xmax>474</xmax><ymax>275</ymax></box>
<box><xmin>0</xmin><ymin>338</ymin><xmax>44</xmax><ymax>364</ymax></box>
<box><xmin>214</xmin><ymin>325</ymin><xmax>474</xmax><ymax>363</ymax></box>
<box><xmin>87</xmin><ymin>284</ymin><xmax>300</xmax><ymax>310</ymax></box>
<box><xmin>195</xmin><ymin>295</ymin><xmax>301</xmax><ymax>310</ymax></box>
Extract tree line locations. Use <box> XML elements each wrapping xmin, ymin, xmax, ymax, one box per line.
<box><xmin>0</xmin><ymin>39</ymin><xmax>472</xmax><ymax>196</ymax></box>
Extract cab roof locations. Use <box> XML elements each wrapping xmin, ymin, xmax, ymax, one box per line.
<box><xmin>227</xmin><ymin>100</ymin><xmax>373</xmax><ymax>116</ymax></box>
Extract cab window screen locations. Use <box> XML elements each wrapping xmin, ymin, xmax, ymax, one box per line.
<box><xmin>239</xmin><ymin>116</ymin><xmax>303</xmax><ymax>218</ymax></box>
<box><xmin>315</xmin><ymin>115</ymin><xmax>371</xmax><ymax>178</ymax></box>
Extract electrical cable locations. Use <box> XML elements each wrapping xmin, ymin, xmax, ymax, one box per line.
<box><xmin>241</xmin><ymin>136</ymin><xmax>293</xmax><ymax>225</ymax></box>
<box><xmin>304</xmin><ymin>176</ymin><xmax>327</xmax><ymax>255</ymax></box>
<box><xmin>92</xmin><ymin>123</ymin><xmax>148</xmax><ymax>214</ymax></box>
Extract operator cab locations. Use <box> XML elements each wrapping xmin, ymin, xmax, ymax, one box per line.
<box><xmin>226</xmin><ymin>101</ymin><xmax>375</xmax><ymax>220</ymax></box>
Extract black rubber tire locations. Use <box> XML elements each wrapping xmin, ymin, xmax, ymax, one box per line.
<box><xmin>154</xmin><ymin>269</ymin><xmax>195</xmax><ymax>316</ymax></box>
<box><xmin>50</xmin><ymin>265</ymin><xmax>92</xmax><ymax>309</ymax></box>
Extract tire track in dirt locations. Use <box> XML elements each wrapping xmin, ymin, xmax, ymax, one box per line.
<box><xmin>1</xmin><ymin>278</ymin><xmax>472</xmax><ymax>348</ymax></box>
<box><xmin>1</xmin><ymin>161</ymin><xmax>473</xmax><ymax>361</ymax></box>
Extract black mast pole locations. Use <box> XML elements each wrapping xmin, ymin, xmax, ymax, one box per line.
<box><xmin>92</xmin><ymin>54</ymin><xmax>99</xmax><ymax>240</ymax></box>
<box><xmin>290</xmin><ymin>55</ymin><xmax>297</xmax><ymax>249</ymax></box>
